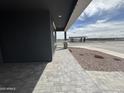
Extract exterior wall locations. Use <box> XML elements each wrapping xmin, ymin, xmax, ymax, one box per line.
<box><xmin>0</xmin><ymin>10</ymin><xmax>54</xmax><ymax>62</ymax></box>
<box><xmin>50</xmin><ymin>17</ymin><xmax>56</xmax><ymax>54</ymax></box>
<box><xmin>0</xmin><ymin>48</ymin><xmax>3</xmax><ymax>63</ymax></box>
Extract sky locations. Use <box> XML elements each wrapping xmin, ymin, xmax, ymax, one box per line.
<box><xmin>57</xmin><ymin>0</ymin><xmax>124</xmax><ymax>39</ymax></box>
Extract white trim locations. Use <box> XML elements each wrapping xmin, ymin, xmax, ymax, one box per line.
<box><xmin>53</xmin><ymin>21</ymin><xmax>56</xmax><ymax>30</ymax></box>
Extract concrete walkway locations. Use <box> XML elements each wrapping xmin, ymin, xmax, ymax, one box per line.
<box><xmin>68</xmin><ymin>41</ymin><xmax>124</xmax><ymax>54</ymax></box>
<box><xmin>33</xmin><ymin>48</ymin><xmax>124</xmax><ymax>93</ymax></box>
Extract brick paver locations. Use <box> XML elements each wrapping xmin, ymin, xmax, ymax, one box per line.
<box><xmin>33</xmin><ymin>49</ymin><xmax>100</xmax><ymax>93</ymax></box>
<box><xmin>33</xmin><ymin>48</ymin><xmax>124</xmax><ymax>93</ymax></box>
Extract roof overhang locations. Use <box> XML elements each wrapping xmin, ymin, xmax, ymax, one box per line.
<box><xmin>64</xmin><ymin>0</ymin><xmax>92</xmax><ymax>32</ymax></box>
<box><xmin>0</xmin><ymin>0</ymin><xmax>91</xmax><ymax>31</ymax></box>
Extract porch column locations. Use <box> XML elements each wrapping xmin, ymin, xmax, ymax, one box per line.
<box><xmin>55</xmin><ymin>31</ymin><xmax>57</xmax><ymax>42</ymax></box>
<box><xmin>64</xmin><ymin>31</ymin><xmax>67</xmax><ymax>41</ymax></box>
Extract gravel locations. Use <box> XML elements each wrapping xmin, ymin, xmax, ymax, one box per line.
<box><xmin>69</xmin><ymin>47</ymin><xmax>124</xmax><ymax>71</ymax></box>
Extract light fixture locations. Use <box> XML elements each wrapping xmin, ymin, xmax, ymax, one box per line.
<box><xmin>58</xmin><ymin>15</ymin><xmax>62</xmax><ymax>18</ymax></box>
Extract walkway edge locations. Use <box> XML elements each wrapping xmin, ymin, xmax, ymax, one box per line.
<box><xmin>70</xmin><ymin>46</ymin><xmax>124</xmax><ymax>59</ymax></box>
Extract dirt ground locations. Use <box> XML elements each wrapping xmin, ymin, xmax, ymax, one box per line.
<box><xmin>69</xmin><ymin>47</ymin><xmax>124</xmax><ymax>72</ymax></box>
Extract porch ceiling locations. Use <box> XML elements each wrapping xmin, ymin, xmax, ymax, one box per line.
<box><xmin>0</xmin><ymin>0</ymin><xmax>91</xmax><ymax>31</ymax></box>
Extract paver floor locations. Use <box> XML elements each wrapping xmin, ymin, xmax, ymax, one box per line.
<box><xmin>33</xmin><ymin>48</ymin><xmax>124</xmax><ymax>93</ymax></box>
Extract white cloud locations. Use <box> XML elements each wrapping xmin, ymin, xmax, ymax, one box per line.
<box><xmin>57</xmin><ymin>0</ymin><xmax>124</xmax><ymax>39</ymax></box>
<box><xmin>79</xmin><ymin>0</ymin><xmax>124</xmax><ymax>20</ymax></box>
<box><xmin>67</xmin><ymin>21</ymin><xmax>124</xmax><ymax>38</ymax></box>
<box><xmin>96</xmin><ymin>19</ymin><xmax>108</xmax><ymax>24</ymax></box>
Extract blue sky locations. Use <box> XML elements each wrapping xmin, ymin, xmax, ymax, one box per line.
<box><xmin>57</xmin><ymin>0</ymin><xmax>124</xmax><ymax>39</ymax></box>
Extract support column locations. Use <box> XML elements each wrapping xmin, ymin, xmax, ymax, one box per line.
<box><xmin>64</xmin><ymin>31</ymin><xmax>67</xmax><ymax>41</ymax></box>
<box><xmin>64</xmin><ymin>31</ymin><xmax>68</xmax><ymax>49</ymax></box>
<box><xmin>80</xmin><ymin>37</ymin><xmax>83</xmax><ymax>42</ymax></box>
<box><xmin>55</xmin><ymin>31</ymin><xmax>57</xmax><ymax>42</ymax></box>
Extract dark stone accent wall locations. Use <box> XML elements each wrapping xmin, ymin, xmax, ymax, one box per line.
<box><xmin>0</xmin><ymin>10</ymin><xmax>53</xmax><ymax>62</ymax></box>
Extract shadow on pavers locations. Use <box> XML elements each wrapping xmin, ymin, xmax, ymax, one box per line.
<box><xmin>0</xmin><ymin>62</ymin><xmax>48</xmax><ymax>93</ymax></box>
